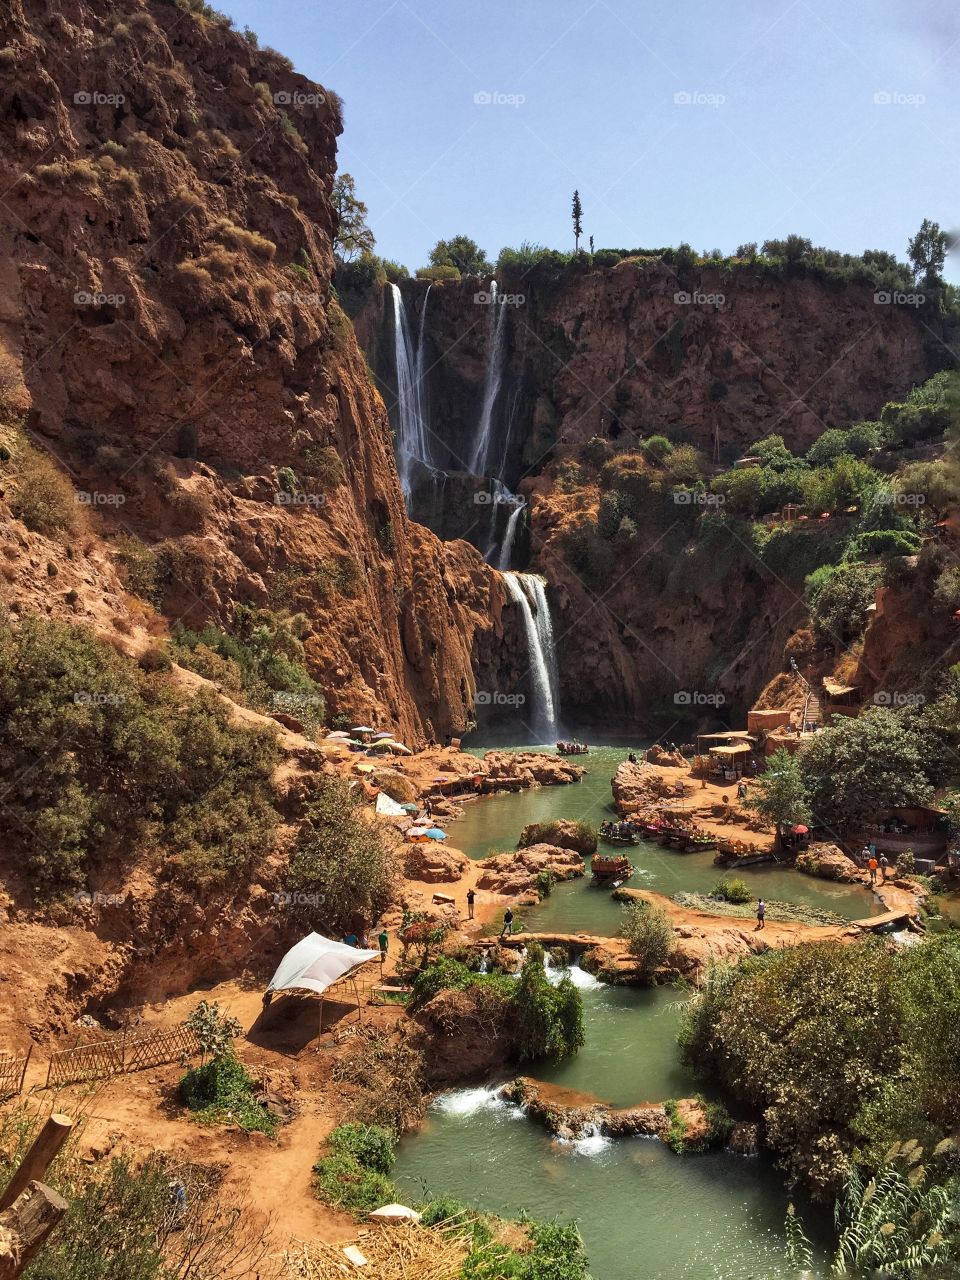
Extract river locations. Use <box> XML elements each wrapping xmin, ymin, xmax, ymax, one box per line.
<box><xmin>392</xmin><ymin>741</ymin><xmax>864</xmax><ymax>1278</ymax></box>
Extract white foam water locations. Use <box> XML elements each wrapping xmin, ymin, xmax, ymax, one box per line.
<box><xmin>433</xmin><ymin>1085</ymin><xmax>513</xmax><ymax>1117</ymax></box>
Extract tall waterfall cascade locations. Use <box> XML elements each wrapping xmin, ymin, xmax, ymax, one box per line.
<box><xmin>469</xmin><ymin>282</ymin><xmax>508</xmax><ymax>478</ymax></box>
<box><xmin>388</xmin><ymin>283</ymin><xmax>432</xmax><ymax>508</ymax></box>
<box><xmin>502</xmin><ymin>572</ymin><xmax>561</xmax><ymax>740</ymax></box>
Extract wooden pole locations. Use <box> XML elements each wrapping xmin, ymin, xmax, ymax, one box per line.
<box><xmin>0</xmin><ymin>1116</ymin><xmax>73</xmax><ymax>1212</ymax></box>
<box><xmin>0</xmin><ymin>1181</ymin><xmax>69</xmax><ymax>1278</ymax></box>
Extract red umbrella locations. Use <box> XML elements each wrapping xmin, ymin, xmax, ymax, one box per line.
<box><xmin>791</xmin><ymin>824</ymin><xmax>809</xmax><ymax>835</ymax></box>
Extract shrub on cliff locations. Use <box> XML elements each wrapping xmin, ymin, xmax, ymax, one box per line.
<box><xmin>411</xmin><ymin>951</ymin><xmax>584</xmax><ymax>1062</ymax></box>
<box><xmin>797</xmin><ymin>707</ymin><xmax>936</xmax><ymax>830</ymax></box>
<box><xmin>679</xmin><ymin>941</ymin><xmax>906</xmax><ymax>1197</ymax></box>
<box><xmin>0</xmin><ymin>616</ymin><xmax>280</xmax><ymax>895</ymax></box>
<box><xmin>804</xmin><ymin>560</ymin><xmax>882</xmax><ymax>647</ymax></box>
<box><xmin>620</xmin><ymin>901</ymin><xmax>673</xmax><ymax>978</ymax></box>
<box><xmin>286</xmin><ymin>774</ymin><xmax>403</xmax><ymax>931</ymax></box>
<box><xmin>8</xmin><ymin>436</ymin><xmax>86</xmax><ymax>540</ymax></box>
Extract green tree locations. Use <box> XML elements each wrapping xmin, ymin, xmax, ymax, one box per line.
<box><xmin>428</xmin><ymin>235</ymin><xmax>491</xmax><ymax>276</ymax></box>
<box><xmin>744</xmin><ymin>749</ymin><xmax>810</xmax><ymax>840</ymax></box>
<box><xmin>798</xmin><ymin>708</ymin><xmax>935</xmax><ymax>831</ymax></box>
<box><xmin>679</xmin><ymin>941</ymin><xmax>906</xmax><ymax>1196</ymax></box>
<box><xmin>620</xmin><ymin>901</ymin><xmax>673</xmax><ymax>978</ymax></box>
<box><xmin>571</xmin><ymin>189</ymin><xmax>583</xmax><ymax>251</ymax></box>
<box><xmin>804</xmin><ymin>560</ymin><xmax>882</xmax><ymax>647</ymax></box>
<box><xmin>332</xmin><ymin>173</ymin><xmax>375</xmax><ymax>262</ymax></box>
<box><xmin>907</xmin><ymin>218</ymin><xmax>947</xmax><ymax>286</ymax></box>
<box><xmin>286</xmin><ymin>774</ymin><xmax>402</xmax><ymax>930</ymax></box>
<box><xmin>803</xmin><ymin>453</ymin><xmax>878</xmax><ymax>514</ymax></box>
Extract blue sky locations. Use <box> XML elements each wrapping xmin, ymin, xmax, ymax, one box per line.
<box><xmin>220</xmin><ymin>0</ymin><xmax>959</xmax><ymax>280</ymax></box>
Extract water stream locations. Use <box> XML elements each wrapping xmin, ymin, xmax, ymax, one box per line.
<box><xmin>388</xmin><ymin>283</ymin><xmax>432</xmax><ymax>507</ymax></box>
<box><xmin>469</xmin><ymin>281</ymin><xmax>508</xmax><ymax>477</ymax></box>
<box><xmin>393</xmin><ymin>741</ymin><xmax>873</xmax><ymax>1278</ymax></box>
<box><xmin>501</xmin><ymin>574</ymin><xmax>561</xmax><ymax>740</ymax></box>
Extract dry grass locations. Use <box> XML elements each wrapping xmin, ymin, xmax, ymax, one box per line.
<box><xmin>284</xmin><ymin>1221</ymin><xmax>474</xmax><ymax>1280</ymax></box>
<box><xmin>8</xmin><ymin>438</ymin><xmax>87</xmax><ymax>540</ymax></box>
<box><xmin>213</xmin><ymin>218</ymin><xmax>277</xmax><ymax>263</ymax></box>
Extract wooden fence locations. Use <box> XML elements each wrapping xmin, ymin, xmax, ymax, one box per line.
<box><xmin>45</xmin><ymin>1024</ymin><xmax>199</xmax><ymax>1089</ymax></box>
<box><xmin>0</xmin><ymin>1047</ymin><xmax>32</xmax><ymax>1100</ymax></box>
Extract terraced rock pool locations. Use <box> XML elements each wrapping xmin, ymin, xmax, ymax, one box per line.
<box><xmin>391</xmin><ymin>740</ymin><xmax>860</xmax><ymax>1278</ymax></box>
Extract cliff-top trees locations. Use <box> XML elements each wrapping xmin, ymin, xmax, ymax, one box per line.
<box><xmin>743</xmin><ymin>749</ymin><xmax>810</xmax><ymax>840</ymax></box>
<box><xmin>427</xmin><ymin>235</ymin><xmax>491</xmax><ymax>277</ymax></box>
<box><xmin>907</xmin><ymin>218</ymin><xmax>947</xmax><ymax>286</ymax></box>
<box><xmin>332</xmin><ymin>173</ymin><xmax>375</xmax><ymax>262</ymax></box>
<box><xmin>571</xmin><ymin>189</ymin><xmax>583</xmax><ymax>252</ymax></box>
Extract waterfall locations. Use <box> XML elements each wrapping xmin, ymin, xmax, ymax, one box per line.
<box><xmin>496</xmin><ymin>496</ymin><xmax>525</xmax><ymax>570</ymax></box>
<box><xmin>502</xmin><ymin>571</ymin><xmax>560</xmax><ymax>740</ymax></box>
<box><xmin>469</xmin><ymin>281</ymin><xmax>508</xmax><ymax>476</ymax></box>
<box><xmin>388</xmin><ymin>283</ymin><xmax>431</xmax><ymax>506</ymax></box>
<box><xmin>481</xmin><ymin>479</ymin><xmax>526</xmax><ymax>569</ymax></box>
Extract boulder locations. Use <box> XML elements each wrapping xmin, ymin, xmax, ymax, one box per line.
<box><xmin>796</xmin><ymin>843</ymin><xmax>861</xmax><ymax>883</ymax></box>
<box><xmin>519</xmin><ymin>819</ymin><xmax>597</xmax><ymax>855</ymax></box>
<box><xmin>476</xmin><ymin>844</ymin><xmax>585</xmax><ymax>896</ymax></box>
<box><xmin>612</xmin><ymin>760</ymin><xmax>681</xmax><ymax>814</ymax></box>
<box><xmin>403</xmin><ymin>842</ymin><xmax>470</xmax><ymax>883</ymax></box>
<box><xmin>481</xmin><ymin>751</ymin><xmax>585</xmax><ymax>789</ymax></box>
<box><xmin>645</xmin><ymin>744</ymin><xmax>686</xmax><ymax>767</ymax></box>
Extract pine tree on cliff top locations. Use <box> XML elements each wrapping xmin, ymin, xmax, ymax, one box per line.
<box><xmin>572</xmin><ymin>189</ymin><xmax>583</xmax><ymax>252</ymax></box>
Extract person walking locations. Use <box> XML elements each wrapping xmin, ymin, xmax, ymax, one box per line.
<box><xmin>755</xmin><ymin>898</ymin><xmax>766</xmax><ymax>931</ymax></box>
<box><xmin>500</xmin><ymin>907</ymin><xmax>514</xmax><ymax>939</ymax></box>
<box><xmin>737</xmin><ymin>780</ymin><xmax>747</xmax><ymax>800</ymax></box>
<box><xmin>878</xmin><ymin>853</ymin><xmax>890</xmax><ymax>883</ymax></box>
<box><xmin>378</xmin><ymin>927</ymin><xmax>388</xmax><ymax>967</ymax></box>
<box><xmin>466</xmin><ymin>887</ymin><xmax>476</xmax><ymax>920</ymax></box>
<box><xmin>868</xmin><ymin>855</ymin><xmax>878</xmax><ymax>886</ymax></box>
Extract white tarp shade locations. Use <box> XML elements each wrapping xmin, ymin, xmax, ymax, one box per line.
<box><xmin>266</xmin><ymin>933</ymin><xmax>379</xmax><ymax>997</ymax></box>
<box><xmin>375</xmin><ymin>792</ymin><xmax>406</xmax><ymax>817</ymax></box>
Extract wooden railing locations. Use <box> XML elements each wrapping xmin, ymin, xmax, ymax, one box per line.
<box><xmin>45</xmin><ymin>1024</ymin><xmax>199</xmax><ymax>1089</ymax></box>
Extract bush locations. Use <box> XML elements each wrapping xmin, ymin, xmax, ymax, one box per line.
<box><xmin>641</xmin><ymin>434</ymin><xmax>674</xmax><ymax>463</ymax></box>
<box><xmin>10</xmin><ymin>444</ymin><xmax>85</xmax><ymax>538</ymax></box>
<box><xmin>804</xmin><ymin>560</ymin><xmax>882</xmax><ymax>647</ymax></box>
<box><xmin>312</xmin><ymin>1151</ymin><xmax>395</xmax><ymax>1215</ymax></box>
<box><xmin>180</xmin><ymin>1053</ymin><xmax>278</xmax><ymax>1134</ymax></box>
<box><xmin>711</xmin><ymin>877</ymin><xmax>751</xmax><ymax>904</ymax></box>
<box><xmin>620</xmin><ymin>901</ymin><xmax>673</xmax><ymax>977</ymax></box>
<box><xmin>415</xmin><ymin>264</ymin><xmax>460</xmax><ymax>281</ymax></box>
<box><xmin>286</xmin><ymin>774</ymin><xmax>403</xmax><ymax>931</ymax></box>
<box><xmin>113</xmin><ymin>535</ymin><xmax>158</xmax><ymax>602</ymax></box>
<box><xmin>679</xmin><ymin>942</ymin><xmax>905</xmax><ymax>1196</ymax></box>
<box><xmin>326</xmin><ymin>1122</ymin><xmax>395</xmax><ymax>1174</ymax></box>
<box><xmin>844</xmin><ymin>528</ymin><xmax>923</xmax><ymax>561</ymax></box>
<box><xmin>0</xmin><ymin>616</ymin><xmax>280</xmax><ymax>894</ymax></box>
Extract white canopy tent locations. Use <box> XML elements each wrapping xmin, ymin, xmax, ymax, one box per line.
<box><xmin>265</xmin><ymin>933</ymin><xmax>381</xmax><ymax>1041</ymax></box>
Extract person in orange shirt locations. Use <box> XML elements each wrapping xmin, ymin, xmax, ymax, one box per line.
<box><xmin>868</xmin><ymin>856</ymin><xmax>878</xmax><ymax>885</ymax></box>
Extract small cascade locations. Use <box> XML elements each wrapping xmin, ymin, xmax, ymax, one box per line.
<box><xmin>482</xmin><ymin>479</ymin><xmax>527</xmax><ymax>569</ymax></box>
<box><xmin>388</xmin><ymin>282</ymin><xmax>432</xmax><ymax>507</ymax></box>
<box><xmin>496</xmin><ymin>494</ymin><xmax>526</xmax><ymax>570</ymax></box>
<box><xmin>469</xmin><ymin>282</ymin><xmax>508</xmax><ymax>477</ymax></box>
<box><xmin>502</xmin><ymin>571</ymin><xmax>561</xmax><ymax>740</ymax></box>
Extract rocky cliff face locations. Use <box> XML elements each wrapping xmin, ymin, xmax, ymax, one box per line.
<box><xmin>356</xmin><ymin>262</ymin><xmax>943</xmax><ymax>725</ymax></box>
<box><xmin>0</xmin><ymin>0</ymin><xmax>504</xmax><ymax>742</ymax></box>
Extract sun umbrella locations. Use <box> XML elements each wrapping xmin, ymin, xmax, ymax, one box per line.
<box><xmin>372</xmin><ymin>731</ymin><xmax>394</xmax><ymax>740</ymax></box>
<box><xmin>326</xmin><ymin>731</ymin><xmax>351</xmax><ymax>739</ymax></box>
<box><xmin>388</xmin><ymin>742</ymin><xmax>413</xmax><ymax>755</ymax></box>
<box><xmin>352</xmin><ymin>726</ymin><xmax>375</xmax><ymax>735</ymax></box>
<box><xmin>791</xmin><ymin>824</ymin><xmax>809</xmax><ymax>835</ymax></box>
<box><xmin>367</xmin><ymin>740</ymin><xmax>393</xmax><ymax>752</ymax></box>
<box><xmin>400</xmin><ymin>802</ymin><xmax>419</xmax><ymax>813</ymax></box>
<box><xmin>424</xmin><ymin>828</ymin><xmax>447</xmax><ymax>841</ymax></box>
